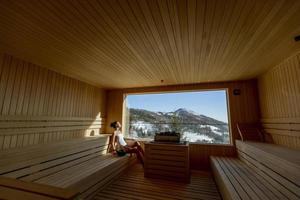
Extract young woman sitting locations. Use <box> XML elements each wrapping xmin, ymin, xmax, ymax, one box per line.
<box><xmin>110</xmin><ymin>121</ymin><xmax>144</xmax><ymax>165</ymax></box>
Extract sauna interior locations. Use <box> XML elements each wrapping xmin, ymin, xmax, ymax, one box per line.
<box><xmin>0</xmin><ymin>0</ymin><xmax>299</xmax><ymax>199</ymax></box>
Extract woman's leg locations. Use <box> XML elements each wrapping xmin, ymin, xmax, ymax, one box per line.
<box><xmin>125</xmin><ymin>147</ymin><xmax>144</xmax><ymax>165</ymax></box>
<box><xmin>127</xmin><ymin>141</ymin><xmax>144</xmax><ymax>155</ymax></box>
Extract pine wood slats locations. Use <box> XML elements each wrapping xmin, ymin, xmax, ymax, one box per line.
<box><xmin>0</xmin><ymin>177</ymin><xmax>78</xmax><ymax>200</ymax></box>
<box><xmin>144</xmin><ymin>142</ymin><xmax>190</xmax><ymax>182</ymax></box>
<box><xmin>94</xmin><ymin>164</ymin><xmax>221</xmax><ymax>200</ymax></box>
<box><xmin>0</xmin><ymin>136</ymin><xmax>137</xmax><ymax>199</ymax></box>
<box><xmin>236</xmin><ymin>141</ymin><xmax>300</xmax><ymax>195</ymax></box>
<box><xmin>1</xmin><ymin>1</ymin><xmax>300</xmax><ymax>88</ymax></box>
<box><xmin>0</xmin><ymin>117</ymin><xmax>104</xmax><ymax>136</ymax></box>
<box><xmin>0</xmin><ymin>186</ymin><xmax>60</xmax><ymax>200</ymax></box>
<box><xmin>258</xmin><ymin>52</ymin><xmax>300</xmax><ymax>150</ymax></box>
<box><xmin>0</xmin><ymin>54</ymin><xmax>107</xmax><ymax>150</ymax></box>
<box><xmin>211</xmin><ymin>140</ymin><xmax>300</xmax><ymax>200</ymax></box>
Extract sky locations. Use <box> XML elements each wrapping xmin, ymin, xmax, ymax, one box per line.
<box><xmin>126</xmin><ymin>90</ymin><xmax>229</xmax><ymax>122</ymax></box>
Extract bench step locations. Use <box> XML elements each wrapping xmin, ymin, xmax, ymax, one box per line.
<box><xmin>0</xmin><ymin>136</ymin><xmax>137</xmax><ymax>199</ymax></box>
<box><xmin>211</xmin><ymin>156</ymin><xmax>300</xmax><ymax>200</ymax></box>
<box><xmin>236</xmin><ymin>140</ymin><xmax>300</xmax><ymax>186</ymax></box>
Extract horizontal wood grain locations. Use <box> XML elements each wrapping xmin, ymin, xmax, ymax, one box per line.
<box><xmin>1</xmin><ymin>0</ymin><xmax>300</xmax><ymax>88</ymax></box>
<box><xmin>211</xmin><ymin>140</ymin><xmax>300</xmax><ymax>200</ymax></box>
<box><xmin>94</xmin><ymin>164</ymin><xmax>221</xmax><ymax>200</ymax></box>
<box><xmin>0</xmin><ymin>136</ymin><xmax>137</xmax><ymax>199</ymax></box>
<box><xmin>144</xmin><ymin>142</ymin><xmax>190</xmax><ymax>182</ymax></box>
<box><xmin>258</xmin><ymin>52</ymin><xmax>300</xmax><ymax>149</ymax></box>
<box><xmin>211</xmin><ymin>156</ymin><xmax>300</xmax><ymax>200</ymax></box>
<box><xmin>236</xmin><ymin>140</ymin><xmax>300</xmax><ymax>198</ymax></box>
<box><xmin>0</xmin><ymin>177</ymin><xmax>78</xmax><ymax>200</ymax></box>
<box><xmin>0</xmin><ymin>54</ymin><xmax>106</xmax><ymax>150</ymax></box>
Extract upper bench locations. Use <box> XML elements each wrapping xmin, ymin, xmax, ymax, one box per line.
<box><xmin>0</xmin><ymin>135</ymin><xmax>136</xmax><ymax>199</ymax></box>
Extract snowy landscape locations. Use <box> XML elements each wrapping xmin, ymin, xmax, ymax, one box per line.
<box><xmin>127</xmin><ymin>108</ymin><xmax>229</xmax><ymax>144</ymax></box>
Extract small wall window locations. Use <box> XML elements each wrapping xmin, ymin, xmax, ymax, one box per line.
<box><xmin>123</xmin><ymin>90</ymin><xmax>231</xmax><ymax>144</ymax></box>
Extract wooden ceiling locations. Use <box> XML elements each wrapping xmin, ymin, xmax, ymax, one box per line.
<box><xmin>1</xmin><ymin>0</ymin><xmax>300</xmax><ymax>88</ymax></box>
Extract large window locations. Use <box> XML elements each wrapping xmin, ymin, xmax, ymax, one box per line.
<box><xmin>123</xmin><ymin>90</ymin><xmax>231</xmax><ymax>144</ymax></box>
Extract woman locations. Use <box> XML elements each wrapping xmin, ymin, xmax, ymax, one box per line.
<box><xmin>110</xmin><ymin>121</ymin><xmax>144</xmax><ymax>165</ymax></box>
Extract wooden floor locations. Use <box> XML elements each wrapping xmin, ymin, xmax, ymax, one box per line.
<box><xmin>94</xmin><ymin>164</ymin><xmax>221</xmax><ymax>200</ymax></box>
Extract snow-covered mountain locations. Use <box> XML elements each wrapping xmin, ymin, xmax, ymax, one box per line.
<box><xmin>128</xmin><ymin>108</ymin><xmax>229</xmax><ymax>144</ymax></box>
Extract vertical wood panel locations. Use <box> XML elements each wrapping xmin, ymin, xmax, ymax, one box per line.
<box><xmin>0</xmin><ymin>54</ymin><xmax>107</xmax><ymax>150</ymax></box>
<box><xmin>258</xmin><ymin>52</ymin><xmax>300</xmax><ymax>149</ymax></box>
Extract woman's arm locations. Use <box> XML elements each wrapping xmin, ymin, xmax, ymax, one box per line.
<box><xmin>111</xmin><ymin>131</ymin><xmax>116</xmax><ymax>151</ymax></box>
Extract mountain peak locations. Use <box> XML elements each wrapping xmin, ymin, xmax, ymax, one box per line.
<box><xmin>174</xmin><ymin>108</ymin><xmax>188</xmax><ymax>112</ymax></box>
<box><xmin>174</xmin><ymin>108</ymin><xmax>198</xmax><ymax>115</ymax></box>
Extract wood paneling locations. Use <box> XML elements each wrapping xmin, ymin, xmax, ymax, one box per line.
<box><xmin>258</xmin><ymin>52</ymin><xmax>300</xmax><ymax>149</ymax></box>
<box><xmin>190</xmin><ymin>144</ymin><xmax>236</xmax><ymax>170</ymax></box>
<box><xmin>105</xmin><ymin>91</ymin><xmax>124</xmax><ymax>132</ymax></box>
<box><xmin>144</xmin><ymin>142</ymin><xmax>190</xmax><ymax>182</ymax></box>
<box><xmin>106</xmin><ymin>80</ymin><xmax>258</xmax><ymax>169</ymax></box>
<box><xmin>1</xmin><ymin>0</ymin><xmax>300</xmax><ymax>88</ymax></box>
<box><xmin>0</xmin><ymin>54</ymin><xmax>106</xmax><ymax>150</ymax></box>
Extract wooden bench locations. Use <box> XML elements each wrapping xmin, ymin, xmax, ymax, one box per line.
<box><xmin>0</xmin><ymin>135</ymin><xmax>136</xmax><ymax>199</ymax></box>
<box><xmin>0</xmin><ymin>176</ymin><xmax>78</xmax><ymax>200</ymax></box>
<box><xmin>211</xmin><ymin>140</ymin><xmax>300</xmax><ymax>200</ymax></box>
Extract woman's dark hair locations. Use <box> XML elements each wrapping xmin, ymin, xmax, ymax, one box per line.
<box><xmin>110</xmin><ymin>121</ymin><xmax>118</xmax><ymax>129</ymax></box>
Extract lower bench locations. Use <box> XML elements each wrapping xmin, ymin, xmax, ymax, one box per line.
<box><xmin>211</xmin><ymin>140</ymin><xmax>300</xmax><ymax>200</ymax></box>
<box><xmin>0</xmin><ymin>136</ymin><xmax>136</xmax><ymax>199</ymax></box>
<box><xmin>211</xmin><ymin>157</ymin><xmax>300</xmax><ymax>200</ymax></box>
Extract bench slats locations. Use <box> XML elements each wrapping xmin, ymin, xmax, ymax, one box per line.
<box><xmin>78</xmin><ymin>157</ymin><xmax>136</xmax><ymax>200</ymax></box>
<box><xmin>211</xmin><ymin>157</ymin><xmax>295</xmax><ymax>200</ymax></box>
<box><xmin>0</xmin><ymin>177</ymin><xmax>78</xmax><ymax>200</ymax></box>
<box><xmin>229</xmin><ymin>158</ymin><xmax>283</xmax><ymax>200</ymax></box>
<box><xmin>0</xmin><ymin>136</ymin><xmax>100</xmax><ymax>157</ymax></box>
<box><xmin>238</xmin><ymin>150</ymin><xmax>300</xmax><ymax>199</ymax></box>
<box><xmin>0</xmin><ymin>136</ymin><xmax>107</xmax><ymax>166</ymax></box>
<box><xmin>212</xmin><ymin>157</ymin><xmax>249</xmax><ymax>200</ymax></box>
<box><xmin>222</xmin><ymin>158</ymin><xmax>262</xmax><ymax>199</ymax></box>
<box><xmin>211</xmin><ymin>140</ymin><xmax>300</xmax><ymax>200</ymax></box>
<box><xmin>0</xmin><ymin>136</ymin><xmax>137</xmax><ymax>199</ymax></box>
<box><xmin>35</xmin><ymin>156</ymin><xmax>120</xmax><ymax>187</ymax></box>
<box><xmin>21</xmin><ymin>150</ymin><xmax>106</xmax><ymax>182</ymax></box>
<box><xmin>0</xmin><ymin>186</ymin><xmax>58</xmax><ymax>200</ymax></box>
<box><xmin>0</xmin><ymin>137</ymin><xmax>108</xmax><ymax>174</ymax></box>
<box><xmin>236</xmin><ymin>140</ymin><xmax>300</xmax><ymax>185</ymax></box>
<box><xmin>211</xmin><ymin>157</ymin><xmax>241</xmax><ymax>200</ymax></box>
<box><xmin>4</xmin><ymin>145</ymin><xmax>107</xmax><ymax>179</ymax></box>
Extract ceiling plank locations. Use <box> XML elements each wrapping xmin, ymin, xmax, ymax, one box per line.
<box><xmin>0</xmin><ymin>0</ymin><xmax>299</xmax><ymax>88</ymax></box>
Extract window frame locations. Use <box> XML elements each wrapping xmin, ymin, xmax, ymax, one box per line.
<box><xmin>122</xmin><ymin>88</ymin><xmax>232</xmax><ymax>145</ymax></box>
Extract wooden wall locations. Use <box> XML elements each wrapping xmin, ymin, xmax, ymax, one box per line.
<box><xmin>258</xmin><ymin>52</ymin><xmax>300</xmax><ymax>149</ymax></box>
<box><xmin>106</xmin><ymin>80</ymin><xmax>259</xmax><ymax>169</ymax></box>
<box><xmin>0</xmin><ymin>54</ymin><xmax>106</xmax><ymax>150</ymax></box>
<box><xmin>189</xmin><ymin>144</ymin><xmax>236</xmax><ymax>170</ymax></box>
